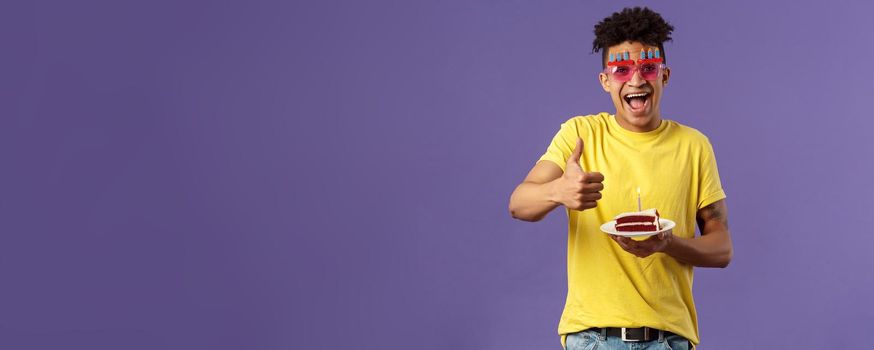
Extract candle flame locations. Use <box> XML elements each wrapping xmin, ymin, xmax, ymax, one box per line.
<box><xmin>637</xmin><ymin>187</ymin><xmax>640</xmax><ymax>194</ymax></box>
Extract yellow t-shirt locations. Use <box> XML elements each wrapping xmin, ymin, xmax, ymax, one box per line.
<box><xmin>538</xmin><ymin>113</ymin><xmax>726</xmax><ymax>347</ymax></box>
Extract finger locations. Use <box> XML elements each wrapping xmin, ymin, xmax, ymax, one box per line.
<box><xmin>620</xmin><ymin>237</ymin><xmax>640</xmax><ymax>249</ymax></box>
<box><xmin>566</xmin><ymin>138</ymin><xmax>584</xmax><ymax>171</ymax></box>
<box><xmin>652</xmin><ymin>230</ymin><xmax>670</xmax><ymax>241</ymax></box>
<box><xmin>583</xmin><ymin>171</ymin><xmax>605</xmax><ymax>183</ymax></box>
<box><xmin>613</xmin><ymin>235</ymin><xmax>631</xmax><ymax>247</ymax></box>
<box><xmin>612</xmin><ymin>236</ymin><xmax>641</xmax><ymax>255</ymax></box>
<box><xmin>610</xmin><ymin>235</ymin><xmax>629</xmax><ymax>248</ymax></box>
<box><xmin>581</xmin><ymin>182</ymin><xmax>604</xmax><ymax>193</ymax></box>
<box><xmin>580</xmin><ymin>201</ymin><xmax>597</xmax><ymax>209</ymax></box>
<box><xmin>581</xmin><ymin>192</ymin><xmax>602</xmax><ymax>201</ymax></box>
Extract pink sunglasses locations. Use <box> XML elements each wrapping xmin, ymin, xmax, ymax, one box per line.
<box><xmin>603</xmin><ymin>62</ymin><xmax>666</xmax><ymax>83</ymax></box>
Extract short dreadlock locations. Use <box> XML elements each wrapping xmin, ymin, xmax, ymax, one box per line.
<box><xmin>593</xmin><ymin>7</ymin><xmax>674</xmax><ymax>68</ymax></box>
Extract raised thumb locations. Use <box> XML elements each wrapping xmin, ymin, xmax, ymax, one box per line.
<box><xmin>566</xmin><ymin>138</ymin><xmax>584</xmax><ymax>172</ymax></box>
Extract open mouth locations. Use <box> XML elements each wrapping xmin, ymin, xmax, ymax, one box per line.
<box><xmin>623</xmin><ymin>92</ymin><xmax>651</xmax><ymax>113</ymax></box>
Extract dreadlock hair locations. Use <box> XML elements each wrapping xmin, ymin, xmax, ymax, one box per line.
<box><xmin>592</xmin><ymin>7</ymin><xmax>674</xmax><ymax>68</ymax></box>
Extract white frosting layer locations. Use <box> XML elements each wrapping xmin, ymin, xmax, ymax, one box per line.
<box><xmin>614</xmin><ymin>208</ymin><xmax>659</xmax><ymax>220</ymax></box>
<box><xmin>616</xmin><ymin>222</ymin><xmax>658</xmax><ymax>228</ymax></box>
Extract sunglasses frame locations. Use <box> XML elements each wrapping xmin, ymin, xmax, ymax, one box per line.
<box><xmin>602</xmin><ymin>62</ymin><xmax>667</xmax><ymax>83</ymax></box>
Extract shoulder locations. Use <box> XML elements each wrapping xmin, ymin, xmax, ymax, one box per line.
<box><xmin>559</xmin><ymin>112</ymin><xmax>612</xmax><ymax>131</ymax></box>
<box><xmin>666</xmin><ymin>120</ymin><xmax>713</xmax><ymax>146</ymax></box>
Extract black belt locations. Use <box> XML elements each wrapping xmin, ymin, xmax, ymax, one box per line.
<box><xmin>591</xmin><ymin>327</ymin><xmax>675</xmax><ymax>342</ymax></box>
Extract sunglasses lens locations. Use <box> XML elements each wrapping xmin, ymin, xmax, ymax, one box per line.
<box><xmin>639</xmin><ymin>63</ymin><xmax>661</xmax><ymax>80</ymax></box>
<box><xmin>607</xmin><ymin>63</ymin><xmax>663</xmax><ymax>82</ymax></box>
<box><xmin>610</xmin><ymin>66</ymin><xmax>633</xmax><ymax>82</ymax></box>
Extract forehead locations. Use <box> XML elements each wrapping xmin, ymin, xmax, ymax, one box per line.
<box><xmin>607</xmin><ymin>41</ymin><xmax>656</xmax><ymax>54</ymax></box>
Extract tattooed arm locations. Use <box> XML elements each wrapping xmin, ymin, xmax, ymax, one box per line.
<box><xmin>662</xmin><ymin>199</ymin><xmax>734</xmax><ymax>267</ymax></box>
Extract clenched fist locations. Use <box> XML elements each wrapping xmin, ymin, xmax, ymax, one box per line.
<box><xmin>551</xmin><ymin>138</ymin><xmax>605</xmax><ymax>211</ymax></box>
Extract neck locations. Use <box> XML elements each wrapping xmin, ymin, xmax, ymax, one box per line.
<box><xmin>614</xmin><ymin>112</ymin><xmax>662</xmax><ymax>132</ymax></box>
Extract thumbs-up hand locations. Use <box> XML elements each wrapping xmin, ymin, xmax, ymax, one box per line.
<box><xmin>553</xmin><ymin>138</ymin><xmax>605</xmax><ymax>211</ymax></box>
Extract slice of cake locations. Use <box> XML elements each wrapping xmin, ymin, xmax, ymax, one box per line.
<box><xmin>614</xmin><ymin>208</ymin><xmax>661</xmax><ymax>232</ymax></box>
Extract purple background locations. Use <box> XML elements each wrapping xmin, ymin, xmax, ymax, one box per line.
<box><xmin>2</xmin><ymin>0</ymin><xmax>873</xmax><ymax>349</ymax></box>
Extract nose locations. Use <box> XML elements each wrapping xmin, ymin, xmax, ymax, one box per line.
<box><xmin>627</xmin><ymin>69</ymin><xmax>646</xmax><ymax>87</ymax></box>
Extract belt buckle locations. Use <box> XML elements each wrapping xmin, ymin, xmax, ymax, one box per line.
<box><xmin>621</xmin><ymin>328</ymin><xmax>647</xmax><ymax>342</ymax></box>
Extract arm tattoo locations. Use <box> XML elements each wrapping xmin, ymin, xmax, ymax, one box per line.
<box><xmin>697</xmin><ymin>200</ymin><xmax>729</xmax><ymax>232</ymax></box>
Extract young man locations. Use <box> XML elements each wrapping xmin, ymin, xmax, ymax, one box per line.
<box><xmin>508</xmin><ymin>7</ymin><xmax>732</xmax><ymax>350</ymax></box>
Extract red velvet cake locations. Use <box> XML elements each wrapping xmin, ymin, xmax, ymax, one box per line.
<box><xmin>614</xmin><ymin>209</ymin><xmax>661</xmax><ymax>232</ymax></box>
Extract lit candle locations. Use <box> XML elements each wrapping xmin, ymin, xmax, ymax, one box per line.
<box><xmin>637</xmin><ymin>187</ymin><xmax>641</xmax><ymax>211</ymax></box>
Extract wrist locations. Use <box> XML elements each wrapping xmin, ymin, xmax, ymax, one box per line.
<box><xmin>661</xmin><ymin>230</ymin><xmax>677</xmax><ymax>253</ymax></box>
<box><xmin>545</xmin><ymin>178</ymin><xmax>562</xmax><ymax>205</ymax></box>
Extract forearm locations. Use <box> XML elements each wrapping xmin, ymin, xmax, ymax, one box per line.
<box><xmin>509</xmin><ymin>180</ymin><xmax>561</xmax><ymax>222</ymax></box>
<box><xmin>663</xmin><ymin>229</ymin><xmax>733</xmax><ymax>268</ymax></box>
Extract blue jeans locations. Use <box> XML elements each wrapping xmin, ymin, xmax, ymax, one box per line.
<box><xmin>566</xmin><ymin>329</ymin><xmax>692</xmax><ymax>350</ymax></box>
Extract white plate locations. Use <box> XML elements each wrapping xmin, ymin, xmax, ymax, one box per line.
<box><xmin>600</xmin><ymin>218</ymin><xmax>676</xmax><ymax>237</ymax></box>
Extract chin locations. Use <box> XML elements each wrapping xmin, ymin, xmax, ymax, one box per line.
<box><xmin>623</xmin><ymin>112</ymin><xmax>653</xmax><ymax>124</ymax></box>
<box><xmin>617</xmin><ymin>111</ymin><xmax>659</xmax><ymax>130</ymax></box>
<box><xmin>630</xmin><ymin>114</ymin><xmax>654</xmax><ymax>124</ymax></box>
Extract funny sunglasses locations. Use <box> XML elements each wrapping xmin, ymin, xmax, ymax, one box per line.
<box><xmin>604</xmin><ymin>48</ymin><xmax>666</xmax><ymax>82</ymax></box>
<box><xmin>602</xmin><ymin>62</ymin><xmax>666</xmax><ymax>82</ymax></box>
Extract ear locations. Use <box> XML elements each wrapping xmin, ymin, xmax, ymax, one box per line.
<box><xmin>662</xmin><ymin>67</ymin><xmax>671</xmax><ymax>86</ymax></box>
<box><xmin>598</xmin><ymin>73</ymin><xmax>611</xmax><ymax>92</ymax></box>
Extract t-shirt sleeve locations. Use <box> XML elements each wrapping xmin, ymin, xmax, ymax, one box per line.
<box><xmin>697</xmin><ymin>138</ymin><xmax>727</xmax><ymax>209</ymax></box>
<box><xmin>537</xmin><ymin>119</ymin><xmax>580</xmax><ymax>173</ymax></box>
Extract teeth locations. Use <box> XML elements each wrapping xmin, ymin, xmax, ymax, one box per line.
<box><xmin>626</xmin><ymin>93</ymin><xmax>649</xmax><ymax>98</ymax></box>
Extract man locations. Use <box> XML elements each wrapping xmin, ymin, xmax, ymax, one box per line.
<box><xmin>508</xmin><ymin>7</ymin><xmax>732</xmax><ymax>350</ymax></box>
